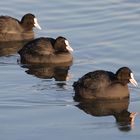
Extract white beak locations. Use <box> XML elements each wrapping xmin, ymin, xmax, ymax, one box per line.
<box><xmin>129</xmin><ymin>73</ymin><xmax>138</xmax><ymax>87</ymax></box>
<box><xmin>65</xmin><ymin>40</ymin><xmax>73</xmax><ymax>52</ymax></box>
<box><xmin>34</xmin><ymin>18</ymin><xmax>41</xmax><ymax>30</ymax></box>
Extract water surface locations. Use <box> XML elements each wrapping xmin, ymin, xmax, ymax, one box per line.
<box><xmin>0</xmin><ymin>0</ymin><xmax>140</xmax><ymax>140</ymax></box>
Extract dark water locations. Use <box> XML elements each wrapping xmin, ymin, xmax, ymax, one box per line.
<box><xmin>0</xmin><ymin>0</ymin><xmax>140</xmax><ymax>140</ymax></box>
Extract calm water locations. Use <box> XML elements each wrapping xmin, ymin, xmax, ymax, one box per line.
<box><xmin>0</xmin><ymin>0</ymin><xmax>140</xmax><ymax>139</ymax></box>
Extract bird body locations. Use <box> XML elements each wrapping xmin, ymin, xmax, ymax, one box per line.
<box><xmin>0</xmin><ymin>13</ymin><xmax>41</xmax><ymax>41</ymax></box>
<box><xmin>18</xmin><ymin>36</ymin><xmax>73</xmax><ymax>64</ymax></box>
<box><xmin>73</xmin><ymin>67</ymin><xmax>137</xmax><ymax>100</ymax></box>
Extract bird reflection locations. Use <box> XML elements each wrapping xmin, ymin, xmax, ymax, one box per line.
<box><xmin>0</xmin><ymin>40</ymin><xmax>29</xmax><ymax>56</ymax></box>
<box><xmin>21</xmin><ymin>62</ymin><xmax>72</xmax><ymax>81</ymax></box>
<box><xmin>74</xmin><ymin>97</ymin><xmax>137</xmax><ymax>131</ymax></box>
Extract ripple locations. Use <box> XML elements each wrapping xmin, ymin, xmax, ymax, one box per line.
<box><xmin>0</xmin><ymin>0</ymin><xmax>140</xmax><ymax>138</ymax></box>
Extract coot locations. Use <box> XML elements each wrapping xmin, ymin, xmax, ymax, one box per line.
<box><xmin>73</xmin><ymin>67</ymin><xmax>138</xmax><ymax>100</ymax></box>
<box><xmin>18</xmin><ymin>36</ymin><xmax>73</xmax><ymax>64</ymax></box>
<box><xmin>0</xmin><ymin>13</ymin><xmax>41</xmax><ymax>41</ymax></box>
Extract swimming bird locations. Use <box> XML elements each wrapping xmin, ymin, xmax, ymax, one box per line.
<box><xmin>0</xmin><ymin>13</ymin><xmax>41</xmax><ymax>41</ymax></box>
<box><xmin>18</xmin><ymin>36</ymin><xmax>73</xmax><ymax>64</ymax></box>
<box><xmin>73</xmin><ymin>67</ymin><xmax>138</xmax><ymax>100</ymax></box>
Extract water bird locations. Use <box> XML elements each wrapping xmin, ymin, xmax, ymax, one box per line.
<box><xmin>18</xmin><ymin>36</ymin><xmax>73</xmax><ymax>64</ymax></box>
<box><xmin>73</xmin><ymin>67</ymin><xmax>138</xmax><ymax>100</ymax></box>
<box><xmin>0</xmin><ymin>13</ymin><xmax>41</xmax><ymax>41</ymax></box>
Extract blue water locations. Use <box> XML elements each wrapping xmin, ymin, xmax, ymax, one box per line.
<box><xmin>0</xmin><ymin>0</ymin><xmax>140</xmax><ymax>140</ymax></box>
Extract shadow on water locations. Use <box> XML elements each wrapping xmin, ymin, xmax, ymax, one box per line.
<box><xmin>20</xmin><ymin>62</ymin><xmax>72</xmax><ymax>82</ymax></box>
<box><xmin>74</xmin><ymin>97</ymin><xmax>137</xmax><ymax>132</ymax></box>
<box><xmin>19</xmin><ymin>63</ymin><xmax>73</xmax><ymax>90</ymax></box>
<box><xmin>0</xmin><ymin>40</ymin><xmax>29</xmax><ymax>57</ymax></box>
